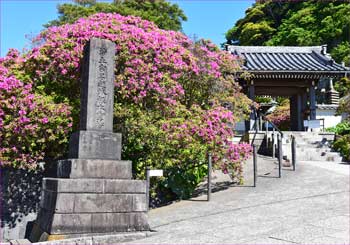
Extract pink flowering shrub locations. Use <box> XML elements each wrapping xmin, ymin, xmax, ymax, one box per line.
<box><xmin>24</xmin><ymin>13</ymin><xmax>249</xmax><ymax>119</ymax></box>
<box><xmin>266</xmin><ymin>102</ymin><xmax>290</xmax><ymax>131</ymax></box>
<box><xmin>160</xmin><ymin>104</ymin><xmax>251</xmax><ymax>175</ymax></box>
<box><xmin>3</xmin><ymin>13</ymin><xmax>251</xmax><ymax>197</ymax></box>
<box><xmin>117</xmin><ymin>103</ymin><xmax>251</xmax><ymax>198</ymax></box>
<box><xmin>0</xmin><ymin>54</ymin><xmax>72</xmax><ymax>169</ymax></box>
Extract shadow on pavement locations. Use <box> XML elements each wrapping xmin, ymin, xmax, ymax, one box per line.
<box><xmin>191</xmin><ymin>181</ymin><xmax>237</xmax><ymax>198</ymax></box>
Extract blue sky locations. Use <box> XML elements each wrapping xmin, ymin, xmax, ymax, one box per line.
<box><xmin>1</xmin><ymin>0</ymin><xmax>254</xmax><ymax>56</ymax></box>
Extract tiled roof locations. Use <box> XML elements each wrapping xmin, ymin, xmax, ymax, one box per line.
<box><xmin>316</xmin><ymin>104</ymin><xmax>339</xmax><ymax>110</ymax></box>
<box><xmin>228</xmin><ymin>46</ymin><xmax>349</xmax><ymax>76</ymax></box>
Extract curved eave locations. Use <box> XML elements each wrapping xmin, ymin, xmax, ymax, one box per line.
<box><xmin>316</xmin><ymin>104</ymin><xmax>339</xmax><ymax>110</ymax></box>
<box><xmin>238</xmin><ymin>69</ymin><xmax>348</xmax><ymax>79</ymax></box>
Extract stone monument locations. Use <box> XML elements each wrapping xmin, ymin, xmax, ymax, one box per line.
<box><xmin>30</xmin><ymin>38</ymin><xmax>149</xmax><ymax>242</ymax></box>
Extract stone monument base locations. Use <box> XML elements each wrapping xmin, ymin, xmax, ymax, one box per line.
<box><xmin>69</xmin><ymin>131</ymin><xmax>122</xmax><ymax>160</ymax></box>
<box><xmin>30</xmin><ymin>160</ymin><xmax>150</xmax><ymax>242</ymax></box>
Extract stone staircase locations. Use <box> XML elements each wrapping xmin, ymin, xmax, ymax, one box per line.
<box><xmin>282</xmin><ymin>132</ymin><xmax>344</xmax><ymax>162</ymax></box>
<box><xmin>248</xmin><ymin>131</ymin><xmax>346</xmax><ymax>162</ymax></box>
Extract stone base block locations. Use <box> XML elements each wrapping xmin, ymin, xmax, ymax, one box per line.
<box><xmin>69</xmin><ymin>130</ymin><xmax>122</xmax><ymax>160</ymax></box>
<box><xmin>57</xmin><ymin>159</ymin><xmax>132</xmax><ymax>179</ymax></box>
<box><xmin>35</xmin><ymin>211</ymin><xmax>149</xmax><ymax>235</ymax></box>
<box><xmin>32</xmin><ymin>176</ymin><xmax>150</xmax><ymax>242</ymax></box>
<box><xmin>43</xmin><ymin>178</ymin><xmax>146</xmax><ymax>193</ymax></box>
<box><xmin>40</xmin><ymin>192</ymin><xmax>147</xmax><ymax>213</ymax></box>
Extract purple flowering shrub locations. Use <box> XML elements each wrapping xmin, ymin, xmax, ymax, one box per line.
<box><xmin>2</xmin><ymin>13</ymin><xmax>251</xmax><ymax>196</ymax></box>
<box><xmin>0</xmin><ymin>50</ymin><xmax>73</xmax><ymax>169</ymax></box>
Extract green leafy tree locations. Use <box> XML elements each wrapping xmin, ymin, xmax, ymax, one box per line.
<box><xmin>331</xmin><ymin>42</ymin><xmax>350</xmax><ymax>67</ymax></box>
<box><xmin>334</xmin><ymin>77</ymin><xmax>350</xmax><ymax>98</ymax></box>
<box><xmin>225</xmin><ymin>1</ymin><xmax>350</xmax><ymax>65</ymax></box>
<box><xmin>45</xmin><ymin>0</ymin><xmax>187</xmax><ymax>31</ymax></box>
<box><xmin>225</xmin><ymin>1</ymin><xmax>298</xmax><ymax>45</ymax></box>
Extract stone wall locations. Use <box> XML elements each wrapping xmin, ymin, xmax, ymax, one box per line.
<box><xmin>0</xmin><ymin>167</ymin><xmax>44</xmax><ymax>241</ymax></box>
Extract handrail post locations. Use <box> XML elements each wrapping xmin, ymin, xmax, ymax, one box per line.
<box><xmin>292</xmin><ymin>135</ymin><xmax>296</xmax><ymax>171</ymax></box>
<box><xmin>272</xmin><ymin>128</ymin><xmax>275</xmax><ymax>158</ymax></box>
<box><xmin>255</xmin><ymin>111</ymin><xmax>258</xmax><ymax>133</ymax></box>
<box><xmin>146</xmin><ymin>166</ymin><xmax>150</xmax><ymax>211</ymax></box>
<box><xmin>207</xmin><ymin>153</ymin><xmax>212</xmax><ymax>201</ymax></box>
<box><xmin>253</xmin><ymin>144</ymin><xmax>257</xmax><ymax>187</ymax></box>
<box><xmin>322</xmin><ymin>118</ymin><xmax>325</xmax><ymax>131</ymax></box>
<box><xmin>265</xmin><ymin>121</ymin><xmax>268</xmax><ymax>150</ymax></box>
<box><xmin>259</xmin><ymin>115</ymin><xmax>262</xmax><ymax>131</ymax></box>
<box><xmin>278</xmin><ymin>134</ymin><xmax>282</xmax><ymax>178</ymax></box>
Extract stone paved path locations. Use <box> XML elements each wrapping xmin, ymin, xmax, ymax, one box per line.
<box><xmin>128</xmin><ymin>156</ymin><xmax>350</xmax><ymax>244</ymax></box>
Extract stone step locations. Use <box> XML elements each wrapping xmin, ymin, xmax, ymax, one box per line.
<box><xmin>295</xmin><ymin>139</ymin><xmax>329</xmax><ymax>144</ymax></box>
<box><xmin>296</xmin><ymin>147</ymin><xmax>333</xmax><ymax>152</ymax></box>
<box><xmin>293</xmin><ymin>136</ymin><xmax>331</xmax><ymax>141</ymax></box>
<box><xmin>295</xmin><ymin>139</ymin><xmax>332</xmax><ymax>144</ymax></box>
<box><xmin>292</xmin><ymin>134</ymin><xmax>335</xmax><ymax>141</ymax></box>
<box><xmin>296</xmin><ymin>143</ymin><xmax>332</xmax><ymax>148</ymax></box>
<box><xmin>40</xmin><ymin>192</ymin><xmax>147</xmax><ymax>213</ymax></box>
<box><xmin>297</xmin><ymin>147</ymin><xmax>332</xmax><ymax>153</ymax></box>
<box><xmin>296</xmin><ymin>149</ymin><xmax>340</xmax><ymax>155</ymax></box>
<box><xmin>43</xmin><ymin>178</ymin><xmax>146</xmax><ymax>194</ymax></box>
<box><xmin>296</xmin><ymin>152</ymin><xmax>343</xmax><ymax>162</ymax></box>
<box><xmin>56</xmin><ymin>159</ymin><xmax>132</xmax><ymax>179</ymax></box>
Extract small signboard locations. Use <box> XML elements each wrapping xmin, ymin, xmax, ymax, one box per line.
<box><xmin>304</xmin><ymin>120</ymin><xmax>321</xmax><ymax>129</ymax></box>
<box><xmin>149</xmin><ymin>169</ymin><xmax>163</xmax><ymax>177</ymax></box>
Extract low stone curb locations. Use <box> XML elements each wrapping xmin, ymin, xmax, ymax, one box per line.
<box><xmin>10</xmin><ymin>232</ymin><xmax>153</xmax><ymax>245</ymax></box>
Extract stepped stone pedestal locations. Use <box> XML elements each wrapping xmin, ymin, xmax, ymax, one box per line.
<box><xmin>30</xmin><ymin>38</ymin><xmax>149</xmax><ymax>242</ymax></box>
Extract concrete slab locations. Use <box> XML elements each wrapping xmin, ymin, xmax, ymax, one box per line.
<box><xmin>307</xmin><ymin>235</ymin><xmax>350</xmax><ymax>244</ymax></box>
<box><xmin>308</xmin><ymin>215</ymin><xmax>350</xmax><ymax>231</ymax></box>
<box><xmin>34</xmin><ymin>232</ymin><xmax>150</xmax><ymax>245</ymax></box>
<box><xmin>268</xmin><ymin>224</ymin><xmax>341</xmax><ymax>244</ymax></box>
<box><xmin>125</xmin><ymin>156</ymin><xmax>350</xmax><ymax>244</ymax></box>
<box><xmin>9</xmin><ymin>239</ymin><xmax>31</xmax><ymax>245</ymax></box>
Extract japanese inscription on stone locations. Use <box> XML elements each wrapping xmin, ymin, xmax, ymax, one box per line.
<box><xmin>96</xmin><ymin>44</ymin><xmax>108</xmax><ymax>129</ymax></box>
<box><xmin>69</xmin><ymin>38</ymin><xmax>121</xmax><ymax>160</ymax></box>
<box><xmin>80</xmin><ymin>38</ymin><xmax>115</xmax><ymax>132</ymax></box>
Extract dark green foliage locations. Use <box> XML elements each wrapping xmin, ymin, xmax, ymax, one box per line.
<box><xmin>334</xmin><ymin>77</ymin><xmax>350</xmax><ymax>98</ymax></box>
<box><xmin>226</xmin><ymin>1</ymin><xmax>350</xmax><ymax>65</ymax></box>
<box><xmin>45</xmin><ymin>0</ymin><xmax>187</xmax><ymax>31</ymax></box>
<box><xmin>327</xmin><ymin>121</ymin><xmax>350</xmax><ymax>161</ymax></box>
<box><xmin>255</xmin><ymin>96</ymin><xmax>272</xmax><ymax>104</ymax></box>
<box><xmin>331</xmin><ymin>42</ymin><xmax>350</xmax><ymax>67</ymax></box>
<box><xmin>225</xmin><ymin>1</ymin><xmax>299</xmax><ymax>45</ymax></box>
<box><xmin>327</xmin><ymin>121</ymin><xmax>350</xmax><ymax>135</ymax></box>
<box><xmin>162</xmin><ymin>164</ymin><xmax>208</xmax><ymax>200</ymax></box>
<box><xmin>333</xmin><ymin>135</ymin><xmax>350</xmax><ymax>161</ymax></box>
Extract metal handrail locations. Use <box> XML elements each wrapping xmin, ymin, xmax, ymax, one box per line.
<box><xmin>319</xmin><ymin>118</ymin><xmax>325</xmax><ymax>131</ymax></box>
<box><xmin>253</xmin><ymin>108</ymin><xmax>284</xmax><ymax>138</ymax></box>
<box><xmin>262</xmin><ymin>115</ymin><xmax>284</xmax><ymax>138</ymax></box>
<box><xmin>250</xmin><ymin>111</ymin><xmax>260</xmax><ymax>146</ymax></box>
<box><xmin>250</xmin><ymin>108</ymin><xmax>283</xmax><ymax>177</ymax></box>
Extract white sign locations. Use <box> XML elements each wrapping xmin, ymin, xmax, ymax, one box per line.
<box><xmin>149</xmin><ymin>169</ymin><xmax>163</xmax><ymax>177</ymax></box>
<box><xmin>305</xmin><ymin>120</ymin><xmax>321</xmax><ymax>129</ymax></box>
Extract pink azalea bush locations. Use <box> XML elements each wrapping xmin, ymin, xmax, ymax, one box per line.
<box><xmin>161</xmin><ymin>104</ymin><xmax>251</xmax><ymax>177</ymax></box>
<box><xmin>266</xmin><ymin>102</ymin><xmax>290</xmax><ymax>131</ymax></box>
<box><xmin>2</xmin><ymin>13</ymin><xmax>251</xmax><ymax>197</ymax></box>
<box><xmin>0</xmin><ymin>50</ymin><xmax>72</xmax><ymax>169</ymax></box>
